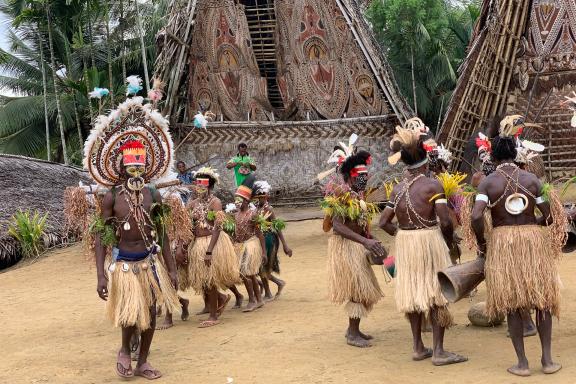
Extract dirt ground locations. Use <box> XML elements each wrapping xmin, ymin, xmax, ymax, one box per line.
<box><xmin>1</xmin><ymin>219</ymin><xmax>576</xmax><ymax>384</ymax></box>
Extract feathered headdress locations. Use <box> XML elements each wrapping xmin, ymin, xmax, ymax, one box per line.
<box><xmin>436</xmin><ymin>144</ymin><xmax>453</xmax><ymax>165</ymax></box>
<box><xmin>317</xmin><ymin>133</ymin><xmax>359</xmax><ymax>180</ymax></box>
<box><xmin>388</xmin><ymin>117</ymin><xmax>429</xmax><ymax>166</ymax></box>
<box><xmin>83</xmin><ymin>96</ymin><xmax>174</xmax><ymax>187</ymax></box>
<box><xmin>253</xmin><ymin>180</ymin><xmax>272</xmax><ymax>197</ymax></box>
<box><xmin>195</xmin><ymin>166</ymin><xmax>220</xmax><ymax>184</ymax></box>
<box><xmin>515</xmin><ymin>140</ymin><xmax>545</xmax><ymax>164</ymax></box>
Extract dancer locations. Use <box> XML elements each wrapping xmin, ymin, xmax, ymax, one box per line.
<box><xmin>379</xmin><ymin>117</ymin><xmax>467</xmax><ymax>365</ymax></box>
<box><xmin>320</xmin><ymin>135</ymin><xmax>385</xmax><ymax>348</ymax></box>
<box><xmin>187</xmin><ymin>167</ymin><xmax>240</xmax><ymax>327</ymax></box>
<box><xmin>470</xmin><ymin>116</ymin><xmax>565</xmax><ymax>376</ymax></box>
<box><xmin>233</xmin><ymin>175</ymin><xmax>267</xmax><ymax>312</ymax></box>
<box><xmin>86</xmin><ymin>96</ymin><xmax>180</xmax><ymax>380</ymax></box>
<box><xmin>253</xmin><ymin>180</ymin><xmax>293</xmax><ymax>300</ymax></box>
<box><xmin>156</xmin><ymin>189</ymin><xmax>194</xmax><ymax>330</ymax></box>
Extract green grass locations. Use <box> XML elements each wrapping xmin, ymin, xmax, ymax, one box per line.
<box><xmin>8</xmin><ymin>210</ymin><xmax>48</xmax><ymax>259</ymax></box>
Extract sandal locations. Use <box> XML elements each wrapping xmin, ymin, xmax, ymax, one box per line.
<box><xmin>198</xmin><ymin>319</ymin><xmax>221</xmax><ymax>328</ymax></box>
<box><xmin>134</xmin><ymin>362</ymin><xmax>162</xmax><ymax>380</ymax></box>
<box><xmin>116</xmin><ymin>351</ymin><xmax>134</xmax><ymax>378</ymax></box>
<box><xmin>217</xmin><ymin>294</ymin><xmax>232</xmax><ymax>316</ymax></box>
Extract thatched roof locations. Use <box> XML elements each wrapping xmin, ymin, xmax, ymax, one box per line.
<box><xmin>0</xmin><ymin>155</ymin><xmax>90</xmax><ymax>267</ymax></box>
<box><xmin>437</xmin><ymin>0</ymin><xmax>576</xmax><ymax>179</ymax></box>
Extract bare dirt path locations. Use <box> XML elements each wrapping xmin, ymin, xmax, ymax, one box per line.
<box><xmin>1</xmin><ymin>220</ymin><xmax>575</xmax><ymax>384</ymax></box>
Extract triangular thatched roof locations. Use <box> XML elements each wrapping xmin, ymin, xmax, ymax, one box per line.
<box><xmin>437</xmin><ymin>0</ymin><xmax>576</xmax><ymax>180</ymax></box>
<box><xmin>0</xmin><ymin>155</ymin><xmax>90</xmax><ymax>267</ymax></box>
<box><xmin>154</xmin><ymin>0</ymin><xmax>411</xmax><ymax>126</ymax></box>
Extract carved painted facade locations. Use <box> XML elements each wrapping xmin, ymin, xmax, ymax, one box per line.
<box><xmin>187</xmin><ymin>0</ymin><xmax>390</xmax><ymax>121</ymax></box>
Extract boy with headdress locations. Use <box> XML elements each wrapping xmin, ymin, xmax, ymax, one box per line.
<box><xmin>185</xmin><ymin>167</ymin><xmax>240</xmax><ymax>327</ymax></box>
<box><xmin>379</xmin><ymin>117</ymin><xmax>467</xmax><ymax>365</ymax></box>
<box><xmin>320</xmin><ymin>135</ymin><xmax>386</xmax><ymax>348</ymax></box>
<box><xmin>470</xmin><ymin>115</ymin><xmax>566</xmax><ymax>376</ymax></box>
<box><xmin>233</xmin><ymin>175</ymin><xmax>268</xmax><ymax>312</ymax></box>
<box><xmin>252</xmin><ymin>180</ymin><xmax>293</xmax><ymax>300</ymax></box>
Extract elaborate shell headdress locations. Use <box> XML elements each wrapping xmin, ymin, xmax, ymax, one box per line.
<box><xmin>195</xmin><ymin>166</ymin><xmax>220</xmax><ymax>184</ymax></box>
<box><xmin>388</xmin><ymin>117</ymin><xmax>429</xmax><ymax>165</ymax></box>
<box><xmin>83</xmin><ymin>96</ymin><xmax>174</xmax><ymax>187</ymax></box>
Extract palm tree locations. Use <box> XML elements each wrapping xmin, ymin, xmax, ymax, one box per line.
<box><xmin>45</xmin><ymin>0</ymin><xmax>68</xmax><ymax>164</ymax></box>
<box><xmin>37</xmin><ymin>30</ymin><xmax>51</xmax><ymax>160</ymax></box>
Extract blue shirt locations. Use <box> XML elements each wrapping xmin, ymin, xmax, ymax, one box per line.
<box><xmin>177</xmin><ymin>171</ymin><xmax>194</xmax><ymax>185</ymax></box>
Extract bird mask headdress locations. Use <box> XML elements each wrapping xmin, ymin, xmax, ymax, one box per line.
<box><xmin>317</xmin><ymin>133</ymin><xmax>359</xmax><ymax>181</ymax></box>
<box><xmin>388</xmin><ymin>117</ymin><xmax>429</xmax><ymax>168</ymax></box>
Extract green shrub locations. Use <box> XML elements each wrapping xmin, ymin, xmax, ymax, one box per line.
<box><xmin>8</xmin><ymin>210</ymin><xmax>48</xmax><ymax>258</ymax></box>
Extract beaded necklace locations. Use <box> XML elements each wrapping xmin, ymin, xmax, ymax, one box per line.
<box><xmin>119</xmin><ymin>187</ymin><xmax>156</xmax><ymax>251</ymax></box>
<box><xmin>394</xmin><ymin>173</ymin><xmax>437</xmax><ymax>228</ymax></box>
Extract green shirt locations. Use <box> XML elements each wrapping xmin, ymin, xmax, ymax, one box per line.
<box><xmin>229</xmin><ymin>155</ymin><xmax>255</xmax><ymax>186</ymax></box>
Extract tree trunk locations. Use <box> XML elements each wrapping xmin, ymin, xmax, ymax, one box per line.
<box><xmin>437</xmin><ymin>94</ymin><xmax>445</xmax><ymax>131</ymax></box>
<box><xmin>46</xmin><ymin>2</ymin><xmax>69</xmax><ymax>165</ymax></box>
<box><xmin>87</xmin><ymin>1</ymin><xmax>96</xmax><ymax>69</ymax></box>
<box><xmin>120</xmin><ymin>0</ymin><xmax>127</xmax><ymax>83</ymax></box>
<box><xmin>63</xmin><ymin>32</ymin><xmax>84</xmax><ymax>149</ymax></box>
<box><xmin>38</xmin><ymin>31</ymin><xmax>51</xmax><ymax>162</ymax></box>
<box><xmin>134</xmin><ymin>0</ymin><xmax>150</xmax><ymax>92</ymax></box>
<box><xmin>105</xmin><ymin>0</ymin><xmax>114</xmax><ymax>107</ymax></box>
<box><xmin>411</xmin><ymin>46</ymin><xmax>418</xmax><ymax>115</ymax></box>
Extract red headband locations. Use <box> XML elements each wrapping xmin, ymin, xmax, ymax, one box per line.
<box><xmin>195</xmin><ymin>178</ymin><xmax>209</xmax><ymax>186</ymax></box>
<box><xmin>350</xmin><ymin>165</ymin><xmax>368</xmax><ymax>177</ymax></box>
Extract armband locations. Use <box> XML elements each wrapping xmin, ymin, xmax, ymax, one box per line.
<box><xmin>535</xmin><ymin>196</ymin><xmax>545</xmax><ymax>204</ymax></box>
<box><xmin>434</xmin><ymin>199</ymin><xmax>448</xmax><ymax>205</ymax></box>
<box><xmin>385</xmin><ymin>201</ymin><xmax>395</xmax><ymax>209</ymax></box>
<box><xmin>475</xmin><ymin>194</ymin><xmax>489</xmax><ymax>203</ymax></box>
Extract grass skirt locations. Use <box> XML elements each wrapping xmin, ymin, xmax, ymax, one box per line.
<box><xmin>235</xmin><ymin>236</ymin><xmax>264</xmax><ymax>276</ymax></box>
<box><xmin>394</xmin><ymin>227</ymin><xmax>453</xmax><ymax>327</ymax></box>
<box><xmin>261</xmin><ymin>232</ymin><xmax>280</xmax><ymax>275</ymax></box>
<box><xmin>189</xmin><ymin>233</ymin><xmax>240</xmax><ymax>292</ymax></box>
<box><xmin>177</xmin><ymin>262</ymin><xmax>192</xmax><ymax>292</ymax></box>
<box><xmin>106</xmin><ymin>257</ymin><xmax>180</xmax><ymax>331</ymax></box>
<box><xmin>485</xmin><ymin>225</ymin><xmax>561</xmax><ymax>319</ymax></box>
<box><xmin>327</xmin><ymin>235</ymin><xmax>383</xmax><ymax>318</ymax></box>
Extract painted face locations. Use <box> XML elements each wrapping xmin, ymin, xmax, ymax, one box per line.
<box><xmin>351</xmin><ymin>173</ymin><xmax>368</xmax><ymax>192</ymax></box>
<box><xmin>195</xmin><ymin>178</ymin><xmax>210</xmax><ymax>194</ymax></box>
<box><xmin>252</xmin><ymin>195</ymin><xmax>267</xmax><ymax>207</ymax></box>
<box><xmin>124</xmin><ymin>165</ymin><xmax>146</xmax><ymax>191</ymax></box>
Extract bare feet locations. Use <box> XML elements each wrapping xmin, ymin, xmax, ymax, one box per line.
<box><xmin>432</xmin><ymin>351</ymin><xmax>468</xmax><ymax>366</ymax></box>
<box><xmin>180</xmin><ymin>298</ymin><xmax>190</xmax><ymax>321</ymax></box>
<box><xmin>542</xmin><ymin>362</ymin><xmax>562</xmax><ymax>374</ymax></box>
<box><xmin>155</xmin><ymin>314</ymin><xmax>174</xmax><ymax>330</ymax></box>
<box><xmin>134</xmin><ymin>362</ymin><xmax>162</xmax><ymax>380</ymax></box>
<box><xmin>263</xmin><ymin>293</ymin><xmax>275</xmax><ymax>302</ymax></box>
<box><xmin>195</xmin><ymin>307</ymin><xmax>209</xmax><ymax>316</ymax></box>
<box><xmin>116</xmin><ymin>351</ymin><xmax>134</xmax><ymax>378</ymax></box>
<box><xmin>242</xmin><ymin>301</ymin><xmax>258</xmax><ymax>312</ymax></box>
<box><xmin>256</xmin><ymin>300</ymin><xmax>265</xmax><ymax>309</ymax></box>
<box><xmin>232</xmin><ymin>293</ymin><xmax>244</xmax><ymax>309</ymax></box>
<box><xmin>413</xmin><ymin>348</ymin><xmax>433</xmax><ymax>361</ymax></box>
<box><xmin>275</xmin><ymin>280</ymin><xmax>286</xmax><ymax>298</ymax></box>
<box><xmin>346</xmin><ymin>334</ymin><xmax>372</xmax><ymax>348</ymax></box>
<box><xmin>507</xmin><ymin>364</ymin><xmax>530</xmax><ymax>377</ymax></box>
<box><xmin>345</xmin><ymin>328</ymin><xmax>373</xmax><ymax>340</ymax></box>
